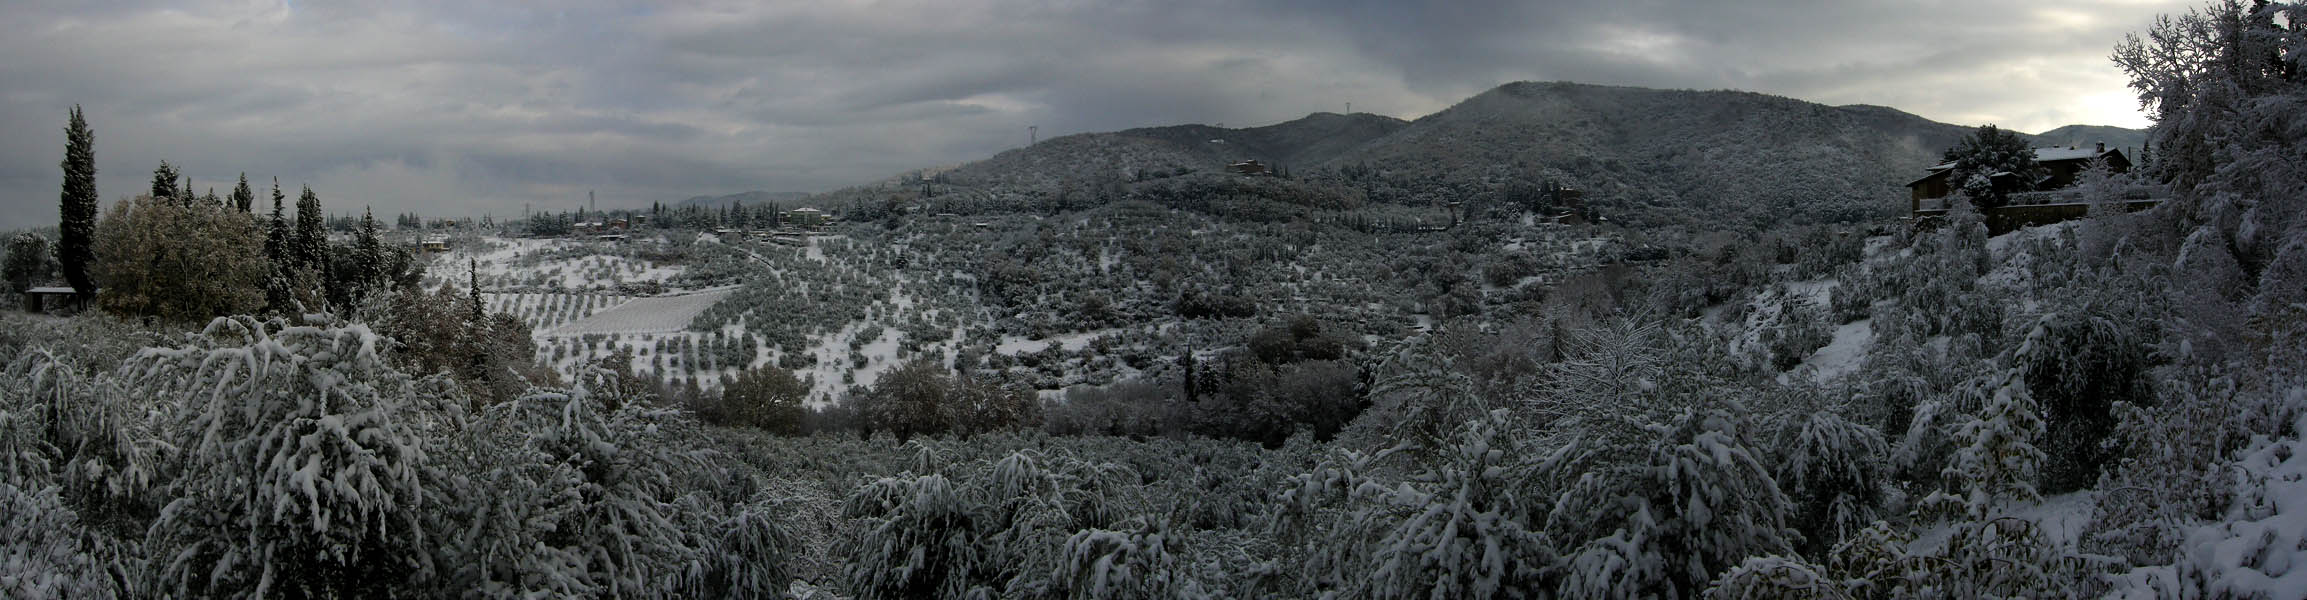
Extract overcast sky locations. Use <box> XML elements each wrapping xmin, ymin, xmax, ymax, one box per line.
<box><xmin>0</xmin><ymin>0</ymin><xmax>2190</xmax><ymax>229</ymax></box>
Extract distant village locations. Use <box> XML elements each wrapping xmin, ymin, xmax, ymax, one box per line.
<box><xmin>411</xmin><ymin>201</ymin><xmax>840</xmax><ymax>254</ymax></box>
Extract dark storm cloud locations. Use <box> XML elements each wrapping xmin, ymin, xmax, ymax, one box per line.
<box><xmin>0</xmin><ymin>0</ymin><xmax>2185</xmax><ymax>229</ymax></box>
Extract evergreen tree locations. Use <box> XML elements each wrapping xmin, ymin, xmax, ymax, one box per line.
<box><xmin>468</xmin><ymin>258</ymin><xmax>484</xmax><ymax>324</ymax></box>
<box><xmin>5</xmin><ymin>232</ymin><xmax>54</xmax><ymax>293</ymax></box>
<box><xmin>181</xmin><ymin>177</ymin><xmax>196</xmax><ymax>209</ymax></box>
<box><xmin>150</xmin><ymin>161</ymin><xmax>180</xmax><ymax>202</ymax></box>
<box><xmin>58</xmin><ymin>105</ymin><xmax>97</xmax><ymax>298</ymax></box>
<box><xmin>294</xmin><ymin>185</ymin><xmax>325</xmax><ymax>272</ymax></box>
<box><xmin>203</xmin><ymin>187</ymin><xmax>219</xmax><ymax>208</ymax></box>
<box><xmin>264</xmin><ymin>179</ymin><xmax>294</xmax><ymax>312</ymax></box>
<box><xmin>1942</xmin><ymin>124</ymin><xmax>2039</xmax><ymax>208</ymax></box>
<box><xmin>355</xmin><ymin>206</ymin><xmax>384</xmax><ymax>302</ymax></box>
<box><xmin>231</xmin><ymin>173</ymin><xmax>253</xmax><ymax>213</ymax></box>
<box><xmin>264</xmin><ymin>179</ymin><xmax>288</xmax><ymax>266</ymax></box>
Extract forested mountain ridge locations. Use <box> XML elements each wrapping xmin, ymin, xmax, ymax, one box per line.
<box><xmin>1315</xmin><ymin>82</ymin><xmax>1979</xmax><ymax>226</ymax></box>
<box><xmin>2033</xmin><ymin>124</ymin><xmax>2149</xmax><ymax>153</ymax></box>
<box><xmin>932</xmin><ymin>111</ymin><xmax>1409</xmax><ymax>191</ymax></box>
<box><xmin>814</xmin><ymin>81</ymin><xmax>2139</xmax><ymax>229</ymax></box>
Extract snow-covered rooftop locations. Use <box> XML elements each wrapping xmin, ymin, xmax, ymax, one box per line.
<box><xmin>1922</xmin><ymin>146</ymin><xmax>2116</xmax><ymax>174</ymax></box>
<box><xmin>2032</xmin><ymin>146</ymin><xmax>2110</xmax><ymax>162</ymax></box>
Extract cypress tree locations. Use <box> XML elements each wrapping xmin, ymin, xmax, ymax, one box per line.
<box><xmin>294</xmin><ymin>185</ymin><xmax>325</xmax><ymax>272</ymax></box>
<box><xmin>354</xmin><ymin>206</ymin><xmax>382</xmax><ymax>303</ymax></box>
<box><xmin>58</xmin><ymin>105</ymin><xmax>97</xmax><ymax>298</ymax></box>
<box><xmin>264</xmin><ymin>179</ymin><xmax>288</xmax><ymax>265</ymax></box>
<box><xmin>465</xmin><ymin>258</ymin><xmax>493</xmax><ymax>386</ymax></box>
<box><xmin>469</xmin><ymin>258</ymin><xmax>485</xmax><ymax>324</ymax></box>
<box><xmin>264</xmin><ymin>178</ymin><xmax>292</xmax><ymax>312</ymax></box>
<box><xmin>181</xmin><ymin>176</ymin><xmax>195</xmax><ymax>208</ymax></box>
<box><xmin>231</xmin><ymin>173</ymin><xmax>253</xmax><ymax>212</ymax></box>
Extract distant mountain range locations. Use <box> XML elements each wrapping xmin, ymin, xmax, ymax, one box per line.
<box><xmin>806</xmin><ymin>81</ymin><xmax>2144</xmax><ymax>227</ymax></box>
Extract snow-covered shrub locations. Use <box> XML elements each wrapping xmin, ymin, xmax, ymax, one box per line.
<box><xmin>2248</xmin><ymin>235</ymin><xmax>2307</xmax><ymax>317</ymax></box>
<box><xmin>693</xmin><ymin>499</ymin><xmax>801</xmax><ymax>600</ymax></box>
<box><xmin>2117</xmin><ymin>387</ymin><xmax>2307</xmax><ymax>598</ymax></box>
<box><xmin>1768</xmin><ymin>399</ymin><xmax>1889</xmax><ymax>556</ymax></box>
<box><xmin>1546</xmin><ymin>408</ymin><xmax>1798</xmax><ymax>598</ymax></box>
<box><xmin>719</xmin><ymin>366</ymin><xmax>809</xmax><ymax>434</ymax></box>
<box><xmin>1056</xmin><ymin>518</ymin><xmax>1195</xmax><ymax>600</ymax></box>
<box><xmin>1538</xmin><ymin>318</ymin><xmax>1670</xmax><ymax>447</ymax></box>
<box><xmin>436</xmin><ymin>386</ymin><xmax>773</xmax><ymax>598</ymax></box>
<box><xmin>2091</xmin><ymin>365</ymin><xmax>2247</xmax><ymax>565</ymax></box>
<box><xmin>2007</xmin><ymin>280</ymin><xmax>2162</xmax><ymax>493</ymax></box>
<box><xmin>1364</xmin><ymin>339</ymin><xmax>1489</xmax><ymax>449</ymax></box>
<box><xmin>1701</xmin><ymin>555</ymin><xmax>1839</xmax><ymax>600</ymax></box>
<box><xmin>1829</xmin><ymin>264</ymin><xmax>1875</xmax><ymax>324</ymax></box>
<box><xmin>2</xmin><ymin>349</ymin><xmax>165</xmax><ymax>523</ymax></box>
<box><xmin>1193</xmin><ymin>357</ymin><xmax>1360</xmax><ymax>447</ymax></box>
<box><xmin>1765</xmin><ymin>294</ymin><xmax>1832</xmax><ymax>371</ymax></box>
<box><xmin>0</xmin><ymin>482</ymin><xmax>127</xmax><ymax>597</ymax></box>
<box><xmin>1918</xmin><ymin>368</ymin><xmax>2044</xmax><ymax>520</ymax></box>
<box><xmin>136</xmin><ymin>317</ymin><xmax>456</xmax><ymax>597</ymax></box>
<box><xmin>842</xmin><ymin>447</ymin><xmax>1140</xmax><ymax>599</ymax></box>
<box><xmin>1280</xmin><ymin>410</ymin><xmax>1550</xmax><ymax>599</ymax></box>
<box><xmin>1818</xmin><ymin>516</ymin><xmax>2089</xmax><ymax>598</ymax></box>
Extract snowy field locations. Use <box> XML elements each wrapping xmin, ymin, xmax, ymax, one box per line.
<box><xmin>545</xmin><ymin>286</ymin><xmax>736</xmax><ymax>335</ymax></box>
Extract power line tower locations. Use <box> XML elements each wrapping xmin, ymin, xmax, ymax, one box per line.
<box><xmin>1029</xmin><ymin>125</ymin><xmax>1038</xmax><ymax>146</ymax></box>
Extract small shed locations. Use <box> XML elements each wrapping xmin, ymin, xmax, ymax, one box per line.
<box><xmin>22</xmin><ymin>286</ymin><xmax>91</xmax><ymax>313</ymax></box>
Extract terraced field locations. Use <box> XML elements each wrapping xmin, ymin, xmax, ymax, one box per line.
<box><xmin>544</xmin><ymin>286</ymin><xmax>739</xmax><ymax>335</ymax></box>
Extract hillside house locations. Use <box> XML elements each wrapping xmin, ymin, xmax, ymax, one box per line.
<box><xmin>786</xmin><ymin>207</ymin><xmax>828</xmax><ymax>228</ymax></box>
<box><xmin>1541</xmin><ymin>212</ymin><xmax>1587</xmax><ymax>226</ymax></box>
<box><xmin>1906</xmin><ymin>142</ymin><xmax>2159</xmax><ymax>233</ymax></box>
<box><xmin>1227</xmin><ymin>159</ymin><xmax>1271</xmax><ymax>176</ymax></box>
<box><xmin>1907</xmin><ymin>142</ymin><xmax>2131</xmax><ymax>213</ymax></box>
<box><xmin>420</xmin><ymin>235</ymin><xmax>449</xmax><ymax>252</ymax></box>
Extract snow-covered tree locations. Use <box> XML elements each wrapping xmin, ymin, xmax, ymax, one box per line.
<box><xmin>1766</xmin><ymin>393</ymin><xmax>1890</xmax><ymax>556</ymax></box>
<box><xmin>1941</xmin><ymin>125</ymin><xmax>2038</xmax><ymax>208</ymax></box>
<box><xmin>90</xmin><ymin>194</ymin><xmax>267</xmax><ymax>321</ymax></box>
<box><xmin>136</xmin><ymin>317</ymin><xmax>455</xmax><ymax>597</ymax></box>
<box><xmin>4</xmin><ymin>232</ymin><xmax>54</xmax><ymax>293</ymax></box>
<box><xmin>1918</xmin><ymin>368</ymin><xmax>2045</xmax><ymax>520</ymax></box>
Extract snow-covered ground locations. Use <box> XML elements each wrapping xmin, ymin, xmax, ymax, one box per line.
<box><xmin>429</xmin><ymin>236</ymin><xmax>686</xmax><ymax>293</ymax></box>
<box><xmin>545</xmin><ymin>286</ymin><xmax>736</xmax><ymax>335</ymax></box>
<box><xmin>1796</xmin><ymin>318</ymin><xmax>1874</xmax><ymax>383</ymax></box>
